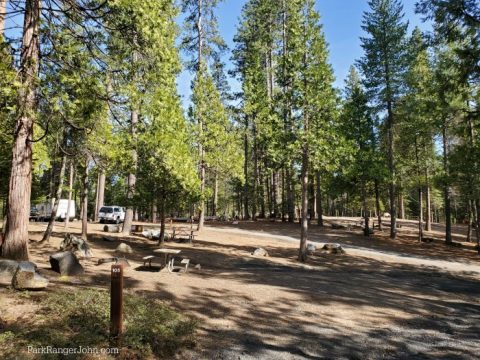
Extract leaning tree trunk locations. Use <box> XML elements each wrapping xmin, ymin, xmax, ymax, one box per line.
<box><xmin>64</xmin><ymin>162</ymin><xmax>74</xmax><ymax>230</ymax></box>
<box><xmin>81</xmin><ymin>157</ymin><xmax>89</xmax><ymax>240</ymax></box>
<box><xmin>41</xmin><ymin>152</ymin><xmax>66</xmax><ymax>243</ymax></box>
<box><xmin>1</xmin><ymin>0</ymin><xmax>40</xmax><ymax>261</ymax></box>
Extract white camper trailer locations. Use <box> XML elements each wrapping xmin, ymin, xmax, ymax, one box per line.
<box><xmin>36</xmin><ymin>199</ymin><xmax>76</xmax><ymax>221</ymax></box>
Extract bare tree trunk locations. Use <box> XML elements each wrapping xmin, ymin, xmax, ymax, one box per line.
<box><xmin>212</xmin><ymin>171</ymin><xmax>218</xmax><ymax>217</ymax></box>
<box><xmin>386</xmin><ymin>96</ymin><xmax>396</xmax><ymax>239</ymax></box>
<box><xmin>287</xmin><ymin>166</ymin><xmax>294</xmax><ymax>223</ymax></box>
<box><xmin>442</xmin><ymin>123</ymin><xmax>452</xmax><ymax>244</ymax></box>
<box><xmin>81</xmin><ymin>157</ymin><xmax>89</xmax><ymax>240</ymax></box>
<box><xmin>243</xmin><ymin>120</ymin><xmax>250</xmax><ymax>219</ymax></box>
<box><xmin>41</xmin><ymin>152</ymin><xmax>66</xmax><ymax>243</ymax></box>
<box><xmin>273</xmin><ymin>171</ymin><xmax>279</xmax><ymax>218</ymax></box>
<box><xmin>299</xmin><ymin>154</ymin><xmax>308</xmax><ymax>262</ymax></box>
<box><xmin>122</xmin><ymin>106</ymin><xmax>138</xmax><ymax>234</ymax></box>
<box><xmin>467</xmin><ymin>200</ymin><xmax>472</xmax><ymax>242</ymax></box>
<box><xmin>64</xmin><ymin>162</ymin><xmax>74</xmax><ymax>230</ymax></box>
<box><xmin>1</xmin><ymin>0</ymin><xmax>40</xmax><ymax>260</ymax></box>
<box><xmin>315</xmin><ymin>171</ymin><xmax>323</xmax><ymax>227</ymax></box>
<box><xmin>475</xmin><ymin>200</ymin><xmax>480</xmax><ymax>254</ymax></box>
<box><xmin>96</xmin><ymin>170</ymin><xmax>105</xmax><ymax>220</ymax></box>
<box><xmin>374</xmin><ymin>179</ymin><xmax>382</xmax><ymax>231</ymax></box>
<box><xmin>425</xmin><ymin>182</ymin><xmax>432</xmax><ymax>231</ymax></box>
<box><xmin>158</xmin><ymin>194</ymin><xmax>166</xmax><ymax>246</ymax></box>
<box><xmin>414</xmin><ymin>137</ymin><xmax>423</xmax><ymax>242</ymax></box>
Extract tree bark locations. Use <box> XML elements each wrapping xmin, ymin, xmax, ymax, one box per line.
<box><xmin>81</xmin><ymin>157</ymin><xmax>89</xmax><ymax>240</ymax></box>
<box><xmin>1</xmin><ymin>0</ymin><xmax>40</xmax><ymax>260</ymax></box>
<box><xmin>41</xmin><ymin>152</ymin><xmax>66</xmax><ymax>243</ymax></box>
<box><xmin>315</xmin><ymin>171</ymin><xmax>323</xmax><ymax>227</ymax></box>
<box><xmin>64</xmin><ymin>161</ymin><xmax>74</xmax><ymax>230</ymax></box>
<box><xmin>425</xmin><ymin>183</ymin><xmax>432</xmax><ymax>231</ymax></box>
<box><xmin>158</xmin><ymin>194</ymin><xmax>166</xmax><ymax>246</ymax></box>
<box><xmin>213</xmin><ymin>175</ymin><xmax>218</xmax><ymax>217</ymax></box>
<box><xmin>122</xmin><ymin>107</ymin><xmax>138</xmax><ymax>234</ymax></box>
<box><xmin>442</xmin><ymin>122</ymin><xmax>452</xmax><ymax>244</ymax></box>
<box><xmin>96</xmin><ymin>169</ymin><xmax>105</xmax><ymax>221</ymax></box>
<box><xmin>374</xmin><ymin>179</ymin><xmax>382</xmax><ymax>231</ymax></box>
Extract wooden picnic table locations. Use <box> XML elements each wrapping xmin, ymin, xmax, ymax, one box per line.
<box><xmin>153</xmin><ymin>248</ymin><xmax>181</xmax><ymax>272</ymax></box>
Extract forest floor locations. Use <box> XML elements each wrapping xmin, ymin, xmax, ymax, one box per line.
<box><xmin>1</xmin><ymin>218</ymin><xmax>480</xmax><ymax>359</ymax></box>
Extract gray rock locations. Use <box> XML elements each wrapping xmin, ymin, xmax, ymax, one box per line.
<box><xmin>194</xmin><ymin>264</ymin><xmax>201</xmax><ymax>270</ymax></box>
<box><xmin>12</xmin><ymin>262</ymin><xmax>49</xmax><ymax>290</ymax></box>
<box><xmin>0</xmin><ymin>259</ymin><xmax>20</xmax><ymax>284</ymax></box>
<box><xmin>60</xmin><ymin>233</ymin><xmax>92</xmax><ymax>258</ymax></box>
<box><xmin>320</xmin><ymin>243</ymin><xmax>345</xmax><ymax>254</ymax></box>
<box><xmin>307</xmin><ymin>243</ymin><xmax>316</xmax><ymax>255</ymax></box>
<box><xmin>251</xmin><ymin>247</ymin><xmax>269</xmax><ymax>257</ymax></box>
<box><xmin>115</xmin><ymin>243</ymin><xmax>133</xmax><ymax>254</ymax></box>
<box><xmin>142</xmin><ymin>229</ymin><xmax>160</xmax><ymax>240</ymax></box>
<box><xmin>104</xmin><ymin>224</ymin><xmax>121</xmax><ymax>233</ymax></box>
<box><xmin>49</xmin><ymin>251</ymin><xmax>85</xmax><ymax>276</ymax></box>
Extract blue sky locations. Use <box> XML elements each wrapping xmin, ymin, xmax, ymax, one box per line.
<box><xmin>177</xmin><ymin>0</ymin><xmax>431</xmax><ymax>106</ymax></box>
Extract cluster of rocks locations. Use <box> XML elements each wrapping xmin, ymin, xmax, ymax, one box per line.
<box><xmin>0</xmin><ymin>259</ymin><xmax>49</xmax><ymax>290</ymax></box>
<box><xmin>60</xmin><ymin>233</ymin><xmax>92</xmax><ymax>258</ymax></box>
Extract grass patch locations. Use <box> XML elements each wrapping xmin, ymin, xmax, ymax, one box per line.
<box><xmin>0</xmin><ymin>288</ymin><xmax>196</xmax><ymax>359</ymax></box>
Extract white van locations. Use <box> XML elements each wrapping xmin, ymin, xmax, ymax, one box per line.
<box><xmin>36</xmin><ymin>199</ymin><xmax>76</xmax><ymax>221</ymax></box>
<box><xmin>98</xmin><ymin>206</ymin><xmax>125</xmax><ymax>224</ymax></box>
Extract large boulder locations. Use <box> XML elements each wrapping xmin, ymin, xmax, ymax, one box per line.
<box><xmin>306</xmin><ymin>243</ymin><xmax>316</xmax><ymax>255</ymax></box>
<box><xmin>115</xmin><ymin>243</ymin><xmax>133</xmax><ymax>254</ymax></box>
<box><xmin>142</xmin><ymin>229</ymin><xmax>160</xmax><ymax>240</ymax></box>
<box><xmin>60</xmin><ymin>234</ymin><xmax>92</xmax><ymax>258</ymax></box>
<box><xmin>49</xmin><ymin>251</ymin><xmax>85</xmax><ymax>276</ymax></box>
<box><xmin>104</xmin><ymin>225</ymin><xmax>121</xmax><ymax>233</ymax></box>
<box><xmin>0</xmin><ymin>259</ymin><xmax>20</xmax><ymax>284</ymax></box>
<box><xmin>320</xmin><ymin>243</ymin><xmax>345</xmax><ymax>254</ymax></box>
<box><xmin>251</xmin><ymin>247</ymin><xmax>269</xmax><ymax>257</ymax></box>
<box><xmin>12</xmin><ymin>262</ymin><xmax>49</xmax><ymax>290</ymax></box>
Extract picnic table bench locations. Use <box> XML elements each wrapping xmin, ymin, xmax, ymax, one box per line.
<box><xmin>143</xmin><ymin>248</ymin><xmax>189</xmax><ymax>273</ymax></box>
<box><xmin>172</xmin><ymin>228</ymin><xmax>197</xmax><ymax>243</ymax></box>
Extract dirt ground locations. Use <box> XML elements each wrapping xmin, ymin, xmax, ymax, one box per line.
<box><xmin>2</xmin><ymin>218</ymin><xmax>480</xmax><ymax>359</ymax></box>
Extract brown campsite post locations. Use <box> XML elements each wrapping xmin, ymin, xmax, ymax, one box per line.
<box><xmin>110</xmin><ymin>264</ymin><xmax>124</xmax><ymax>338</ymax></box>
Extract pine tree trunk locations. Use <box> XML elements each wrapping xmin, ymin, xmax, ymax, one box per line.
<box><xmin>64</xmin><ymin>162</ymin><xmax>74</xmax><ymax>230</ymax></box>
<box><xmin>41</xmin><ymin>152</ymin><xmax>66</xmax><ymax>243</ymax></box>
<box><xmin>387</xmin><ymin>102</ymin><xmax>396</xmax><ymax>239</ymax></box>
<box><xmin>259</xmin><ymin>163</ymin><xmax>265</xmax><ymax>218</ymax></box>
<box><xmin>442</xmin><ymin>123</ymin><xmax>452</xmax><ymax>244</ymax></box>
<box><xmin>212</xmin><ymin>172</ymin><xmax>218</xmax><ymax>217</ymax></box>
<box><xmin>81</xmin><ymin>157</ymin><xmax>89</xmax><ymax>240</ymax></box>
<box><xmin>243</xmin><ymin>125</ymin><xmax>250</xmax><ymax>220</ymax></box>
<box><xmin>1</xmin><ymin>0</ymin><xmax>40</xmax><ymax>260</ymax></box>
<box><xmin>475</xmin><ymin>200</ymin><xmax>480</xmax><ymax>254</ymax></box>
<box><xmin>316</xmin><ymin>171</ymin><xmax>323</xmax><ymax>227</ymax></box>
<box><xmin>122</xmin><ymin>106</ymin><xmax>138</xmax><ymax>234</ymax></box>
<box><xmin>252</xmin><ymin>125</ymin><xmax>258</xmax><ymax>220</ymax></box>
<box><xmin>467</xmin><ymin>200</ymin><xmax>472</xmax><ymax>243</ymax></box>
<box><xmin>273</xmin><ymin>171</ymin><xmax>279</xmax><ymax>218</ymax></box>
<box><xmin>97</xmin><ymin>170</ymin><xmax>105</xmax><ymax>221</ymax></box>
<box><xmin>425</xmin><ymin>182</ymin><xmax>432</xmax><ymax>231</ymax></box>
<box><xmin>287</xmin><ymin>166</ymin><xmax>294</xmax><ymax>223</ymax></box>
<box><xmin>374</xmin><ymin>179</ymin><xmax>382</xmax><ymax>231</ymax></box>
<box><xmin>299</xmin><ymin>152</ymin><xmax>308</xmax><ymax>262</ymax></box>
<box><xmin>158</xmin><ymin>194</ymin><xmax>166</xmax><ymax>246</ymax></box>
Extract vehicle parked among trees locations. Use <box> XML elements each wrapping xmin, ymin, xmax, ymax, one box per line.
<box><xmin>98</xmin><ymin>206</ymin><xmax>125</xmax><ymax>224</ymax></box>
